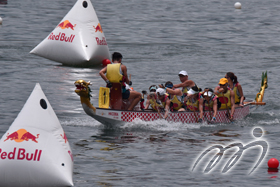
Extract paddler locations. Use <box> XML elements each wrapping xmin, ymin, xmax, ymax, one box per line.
<box><xmin>225</xmin><ymin>72</ymin><xmax>245</xmax><ymax>107</ymax></box>
<box><xmin>173</xmin><ymin>70</ymin><xmax>197</xmax><ymax>101</ymax></box>
<box><xmin>159</xmin><ymin>81</ymin><xmax>185</xmax><ymax>111</ymax></box>
<box><xmin>214</xmin><ymin>78</ymin><xmax>235</xmax><ymax>120</ymax></box>
<box><xmin>144</xmin><ymin>85</ymin><xmax>158</xmax><ymax>110</ymax></box>
<box><xmin>99</xmin><ymin>52</ymin><xmax>142</xmax><ymax>110</ymax></box>
<box><xmin>184</xmin><ymin>85</ymin><xmax>202</xmax><ymax>122</ymax></box>
<box><xmin>156</xmin><ymin>88</ymin><xmax>171</xmax><ymax>119</ymax></box>
<box><xmin>199</xmin><ymin>88</ymin><xmax>218</xmax><ymax>123</ymax></box>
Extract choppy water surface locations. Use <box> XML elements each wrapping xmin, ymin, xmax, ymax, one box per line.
<box><xmin>1</xmin><ymin>0</ymin><xmax>280</xmax><ymax>186</ymax></box>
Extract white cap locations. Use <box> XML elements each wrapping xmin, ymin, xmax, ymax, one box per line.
<box><xmin>203</xmin><ymin>91</ymin><xmax>213</xmax><ymax>97</ymax></box>
<box><xmin>156</xmin><ymin>88</ymin><xmax>166</xmax><ymax>96</ymax></box>
<box><xmin>178</xmin><ymin>70</ymin><xmax>188</xmax><ymax>76</ymax></box>
<box><xmin>187</xmin><ymin>88</ymin><xmax>199</xmax><ymax>95</ymax></box>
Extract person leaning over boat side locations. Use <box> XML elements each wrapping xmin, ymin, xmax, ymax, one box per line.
<box><xmin>199</xmin><ymin>88</ymin><xmax>218</xmax><ymax>123</ymax></box>
<box><xmin>184</xmin><ymin>86</ymin><xmax>202</xmax><ymax>122</ymax></box>
<box><xmin>173</xmin><ymin>70</ymin><xmax>197</xmax><ymax>101</ymax></box>
<box><xmin>225</xmin><ymin>72</ymin><xmax>245</xmax><ymax>107</ymax></box>
<box><xmin>214</xmin><ymin>78</ymin><xmax>235</xmax><ymax>120</ymax></box>
<box><xmin>159</xmin><ymin>81</ymin><xmax>185</xmax><ymax>111</ymax></box>
<box><xmin>156</xmin><ymin>88</ymin><xmax>171</xmax><ymax>119</ymax></box>
<box><xmin>99</xmin><ymin>52</ymin><xmax>142</xmax><ymax>110</ymax></box>
<box><xmin>144</xmin><ymin>85</ymin><xmax>158</xmax><ymax>110</ymax></box>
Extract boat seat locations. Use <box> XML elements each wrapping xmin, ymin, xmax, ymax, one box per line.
<box><xmin>110</xmin><ymin>83</ymin><xmax>122</xmax><ymax>110</ymax></box>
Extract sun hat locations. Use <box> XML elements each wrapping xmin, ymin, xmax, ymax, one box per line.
<box><xmin>218</xmin><ymin>78</ymin><xmax>228</xmax><ymax>85</ymax></box>
<box><xmin>156</xmin><ymin>88</ymin><xmax>166</xmax><ymax>96</ymax></box>
<box><xmin>203</xmin><ymin>91</ymin><xmax>213</xmax><ymax>97</ymax></box>
<box><xmin>187</xmin><ymin>88</ymin><xmax>199</xmax><ymax>95</ymax></box>
<box><xmin>178</xmin><ymin>70</ymin><xmax>188</xmax><ymax>76</ymax></box>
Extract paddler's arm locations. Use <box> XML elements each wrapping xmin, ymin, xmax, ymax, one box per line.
<box><xmin>199</xmin><ymin>98</ymin><xmax>204</xmax><ymax>119</ymax></box>
<box><xmin>173</xmin><ymin>80</ymin><xmax>195</xmax><ymax>89</ymax></box>
<box><xmin>230</xmin><ymin>90</ymin><xmax>235</xmax><ymax>119</ymax></box>
<box><xmin>144</xmin><ymin>94</ymin><xmax>151</xmax><ymax>110</ymax></box>
<box><xmin>99</xmin><ymin>67</ymin><xmax>108</xmax><ymax>82</ymax></box>
<box><xmin>166</xmin><ymin>88</ymin><xmax>183</xmax><ymax>96</ymax></box>
<box><xmin>164</xmin><ymin>99</ymin><xmax>171</xmax><ymax>119</ymax></box>
<box><xmin>237</xmin><ymin>84</ymin><xmax>245</xmax><ymax>107</ymax></box>
<box><xmin>214</xmin><ymin>86</ymin><xmax>223</xmax><ymax>95</ymax></box>
<box><xmin>213</xmin><ymin>99</ymin><xmax>218</xmax><ymax>118</ymax></box>
<box><xmin>121</xmin><ymin>65</ymin><xmax>129</xmax><ymax>84</ymax></box>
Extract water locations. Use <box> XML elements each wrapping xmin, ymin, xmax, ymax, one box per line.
<box><xmin>1</xmin><ymin>0</ymin><xmax>280</xmax><ymax>186</ymax></box>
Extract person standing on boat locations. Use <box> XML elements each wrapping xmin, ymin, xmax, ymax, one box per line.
<box><xmin>156</xmin><ymin>88</ymin><xmax>171</xmax><ymax>119</ymax></box>
<box><xmin>159</xmin><ymin>81</ymin><xmax>185</xmax><ymax>111</ymax></box>
<box><xmin>214</xmin><ymin>78</ymin><xmax>235</xmax><ymax>120</ymax></box>
<box><xmin>199</xmin><ymin>88</ymin><xmax>218</xmax><ymax>123</ymax></box>
<box><xmin>144</xmin><ymin>85</ymin><xmax>158</xmax><ymax>110</ymax></box>
<box><xmin>173</xmin><ymin>70</ymin><xmax>197</xmax><ymax>101</ymax></box>
<box><xmin>99</xmin><ymin>52</ymin><xmax>142</xmax><ymax>110</ymax></box>
<box><xmin>225</xmin><ymin>72</ymin><xmax>245</xmax><ymax>107</ymax></box>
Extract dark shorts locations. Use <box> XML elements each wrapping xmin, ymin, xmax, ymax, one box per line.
<box><xmin>122</xmin><ymin>89</ymin><xmax>130</xmax><ymax>99</ymax></box>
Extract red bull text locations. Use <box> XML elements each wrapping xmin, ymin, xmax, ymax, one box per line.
<box><xmin>48</xmin><ymin>32</ymin><xmax>75</xmax><ymax>43</ymax></box>
<box><xmin>0</xmin><ymin>147</ymin><xmax>42</xmax><ymax>161</ymax></box>
<box><xmin>96</xmin><ymin>37</ymin><xmax>107</xmax><ymax>45</ymax></box>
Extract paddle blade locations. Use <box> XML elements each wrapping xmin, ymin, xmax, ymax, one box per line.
<box><xmin>99</xmin><ymin>87</ymin><xmax>110</xmax><ymax>108</ymax></box>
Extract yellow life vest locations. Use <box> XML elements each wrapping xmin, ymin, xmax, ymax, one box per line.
<box><xmin>232</xmin><ymin>83</ymin><xmax>241</xmax><ymax>104</ymax></box>
<box><xmin>204</xmin><ymin>96</ymin><xmax>218</xmax><ymax>110</ymax></box>
<box><xmin>170</xmin><ymin>95</ymin><xmax>183</xmax><ymax>111</ymax></box>
<box><xmin>217</xmin><ymin>90</ymin><xmax>231</xmax><ymax>109</ymax></box>
<box><xmin>186</xmin><ymin>94</ymin><xmax>200</xmax><ymax>111</ymax></box>
<box><xmin>182</xmin><ymin>87</ymin><xmax>190</xmax><ymax>98</ymax></box>
<box><xmin>149</xmin><ymin>98</ymin><xmax>158</xmax><ymax>111</ymax></box>
<box><xmin>106</xmin><ymin>63</ymin><xmax>123</xmax><ymax>83</ymax></box>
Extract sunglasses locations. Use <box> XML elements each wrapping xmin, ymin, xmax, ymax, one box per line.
<box><xmin>150</xmin><ymin>89</ymin><xmax>156</xmax><ymax>92</ymax></box>
<box><xmin>219</xmin><ymin>84</ymin><xmax>226</xmax><ymax>86</ymax></box>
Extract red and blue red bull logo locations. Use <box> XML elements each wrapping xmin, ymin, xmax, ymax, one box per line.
<box><xmin>4</xmin><ymin>129</ymin><xmax>39</xmax><ymax>143</ymax></box>
<box><xmin>57</xmin><ymin>20</ymin><xmax>76</xmax><ymax>30</ymax></box>
<box><xmin>93</xmin><ymin>23</ymin><xmax>103</xmax><ymax>33</ymax></box>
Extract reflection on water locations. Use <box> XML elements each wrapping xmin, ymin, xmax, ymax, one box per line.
<box><xmin>212</xmin><ymin>129</ymin><xmax>240</xmax><ymax>138</ymax></box>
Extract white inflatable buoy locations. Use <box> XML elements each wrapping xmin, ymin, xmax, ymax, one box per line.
<box><xmin>30</xmin><ymin>0</ymin><xmax>110</xmax><ymax>67</ymax></box>
<box><xmin>0</xmin><ymin>84</ymin><xmax>73</xmax><ymax>187</ymax></box>
<box><xmin>0</xmin><ymin>17</ymin><xmax>2</xmax><ymax>25</ymax></box>
<box><xmin>234</xmin><ymin>2</ymin><xmax>242</xmax><ymax>9</ymax></box>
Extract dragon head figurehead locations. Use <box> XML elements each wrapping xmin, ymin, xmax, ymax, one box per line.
<box><xmin>256</xmin><ymin>71</ymin><xmax>267</xmax><ymax>102</ymax></box>
<box><xmin>74</xmin><ymin>79</ymin><xmax>96</xmax><ymax>114</ymax></box>
<box><xmin>74</xmin><ymin>80</ymin><xmax>92</xmax><ymax>99</ymax></box>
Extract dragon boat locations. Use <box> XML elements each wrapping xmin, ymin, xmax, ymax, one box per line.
<box><xmin>74</xmin><ymin>72</ymin><xmax>267</xmax><ymax>126</ymax></box>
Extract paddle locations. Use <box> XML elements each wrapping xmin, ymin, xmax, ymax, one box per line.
<box><xmin>222</xmin><ymin>93</ymin><xmax>233</xmax><ymax>122</ymax></box>
<box><xmin>244</xmin><ymin>101</ymin><xmax>266</xmax><ymax>105</ymax></box>
<box><xmin>192</xmin><ymin>106</ymin><xmax>198</xmax><ymax>123</ymax></box>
